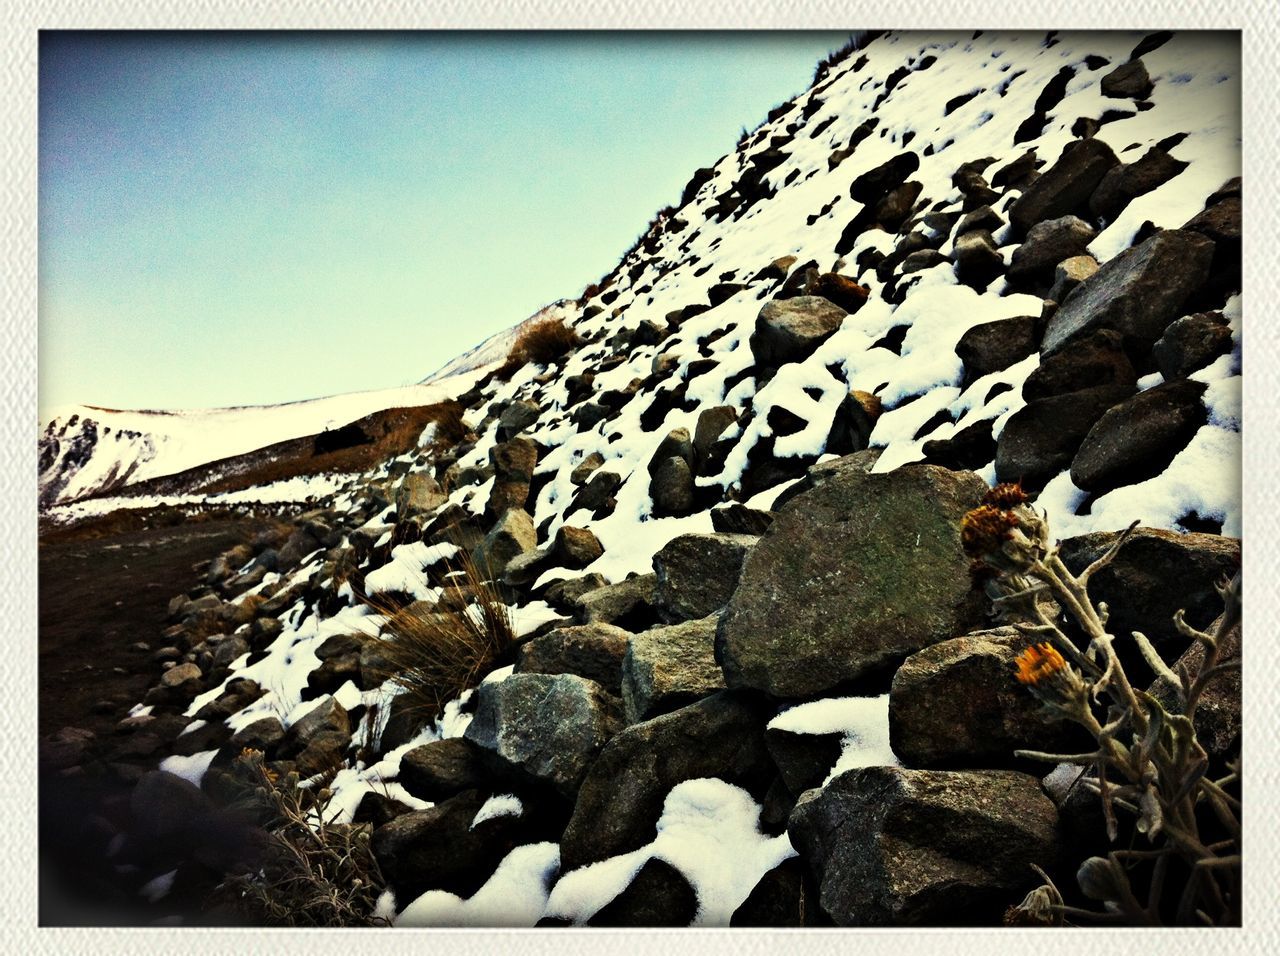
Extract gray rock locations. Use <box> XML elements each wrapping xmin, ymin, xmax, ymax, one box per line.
<box><xmin>575</xmin><ymin>573</ymin><xmax>658</xmax><ymax>629</ymax></box>
<box><xmin>1022</xmin><ymin>327</ymin><xmax>1136</xmax><ymax>402</ymax></box>
<box><xmin>1041</xmin><ymin>229</ymin><xmax>1215</xmax><ymax>358</ymax></box>
<box><xmin>1007</xmin><ymin>215</ymin><xmax>1097</xmax><ymax>284</ymax></box>
<box><xmin>496</xmin><ymin>399</ymin><xmax>541</xmax><ymax>441</ymax></box>
<box><xmin>889</xmin><ymin>626</ymin><xmax>1085</xmax><ymax>768</ymax></box>
<box><xmin>954</xmin><ymin>316</ymin><xmax>1039</xmax><ymax>381</ymax></box>
<box><xmin>1089</xmin><ymin>146</ymin><xmax>1188</xmax><ymax>222</ymax></box>
<box><xmin>750</xmin><ymin>296</ymin><xmax>848</xmax><ymax>368</ymax></box>
<box><xmin>899</xmin><ymin>249</ymin><xmax>949</xmax><ymax>274</ymax></box>
<box><xmin>570</xmin><ymin>451</ymin><xmax>605</xmax><ymax>486</ymax></box>
<box><xmin>1153</xmin><ymin>312</ymin><xmax>1234</xmax><ymax>381</ymax></box>
<box><xmin>1070</xmin><ymin>379</ymin><xmax>1209</xmax><ymax>494</ymax></box>
<box><xmin>1009</xmin><ymin>138</ymin><xmax>1118</xmax><ymax>235</ymax></box>
<box><xmin>710</xmin><ymin>504</ymin><xmax>776</xmax><ymax>536</ymax></box>
<box><xmin>788</xmin><ymin>766</ymin><xmax>1063</xmax><ymax>925</ymax></box>
<box><xmin>488</xmin><ymin>438</ymin><xmax>538</xmax><ymax>518</ymax></box>
<box><xmin>952</xmin><ymin>230</ymin><xmax>1004</xmax><ymax>288</ymax></box>
<box><xmin>515</xmin><ymin>622</ymin><xmax>632</xmax><ymax>695</ymax></box>
<box><xmin>1100</xmin><ymin>58</ymin><xmax>1154</xmax><ymax>99</ymax></box>
<box><xmin>397</xmin><ymin>737</ymin><xmax>491</xmax><ymax>802</ymax></box>
<box><xmin>718</xmin><ymin>462</ymin><xmax>988</xmax><ymax>697</ymax></box>
<box><xmin>472</xmin><ymin>508</ymin><xmax>537</xmax><ymax>579</ymax></box>
<box><xmin>279</xmin><ymin>696</ymin><xmax>351</xmax><ymax>777</ymax></box>
<box><xmin>570</xmin><ymin>469</ymin><xmax>622</xmax><ymax>517</ymax></box>
<box><xmin>954</xmin><ymin>204</ymin><xmax>1004</xmax><ymax>236</ymax></box>
<box><xmin>652</xmin><ymin>532</ymin><xmax>757</xmax><ymax>624</ymax></box>
<box><xmin>622</xmin><ymin>615</ymin><xmax>725</xmax><ymax>723</ymax></box>
<box><xmin>552</xmin><ymin>525</ymin><xmax>604</xmax><ymax>568</ymax></box>
<box><xmin>649</xmin><ymin>456</ymin><xmax>695</xmax><ymax>517</ymax></box>
<box><xmin>764</xmin><ymin>724</ymin><xmax>845</xmax><ymax>797</ymax></box>
<box><xmin>229</xmin><ymin>716</ymin><xmax>285</xmax><ymax>752</ymax></box>
<box><xmin>464</xmin><ymin>673</ymin><xmax>624</xmax><ymax>798</ymax></box>
<box><xmin>559</xmin><ymin>692</ymin><xmax>774</xmax><ymax>872</ymax></box>
<box><xmin>395</xmin><ymin>473</ymin><xmax>445</xmax><ymax>519</ymax></box>
<box><xmin>693</xmin><ymin>405</ymin><xmax>739</xmax><ymax>475</ymax></box>
<box><xmin>994</xmin><ymin>385</ymin><xmax>1123</xmax><ymax>490</ymax></box>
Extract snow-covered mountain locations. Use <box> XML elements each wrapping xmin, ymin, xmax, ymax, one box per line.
<box><xmin>41</xmin><ymin>30</ymin><xmax>1242</xmax><ymax>929</ymax></box>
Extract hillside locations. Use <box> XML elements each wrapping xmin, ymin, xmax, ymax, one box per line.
<box><xmin>39</xmin><ymin>30</ymin><xmax>1242</xmax><ymax>929</ymax></box>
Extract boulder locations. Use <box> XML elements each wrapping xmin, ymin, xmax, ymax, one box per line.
<box><xmin>807</xmin><ymin>272</ymin><xmax>869</xmax><ymax>314</ymax></box>
<box><xmin>954</xmin><ymin>316</ymin><xmax>1039</xmax><ymax>381</ymax></box>
<box><xmin>488</xmin><ymin>438</ymin><xmax>539</xmax><ymax>518</ymax></box>
<box><xmin>1022</xmin><ymin>327</ymin><xmax>1136</xmax><ymax>402</ymax></box>
<box><xmin>515</xmin><ymin>622</ymin><xmax>631</xmax><ymax>695</ymax></box>
<box><xmin>1007</xmin><ymin>215</ymin><xmax>1096</xmax><ymax>284</ymax></box>
<box><xmin>1009</xmin><ymin>138</ymin><xmax>1118</xmax><ymax>234</ymax></box>
<box><xmin>649</xmin><ymin>456</ymin><xmax>695</xmax><ymax>517</ymax></box>
<box><xmin>952</xmin><ymin>230</ymin><xmax>1004</xmax><ymax>288</ymax></box>
<box><xmin>471</xmin><ymin>508</ymin><xmax>537</xmax><ymax>579</ymax></box>
<box><xmin>1153</xmin><ymin>312</ymin><xmax>1234</xmax><ymax>381</ymax></box>
<box><xmin>652</xmin><ymin>533</ymin><xmax>757</xmax><ymax>623</ymax></box>
<box><xmin>575</xmin><ymin>573</ymin><xmax>658</xmax><ymax>630</ymax></box>
<box><xmin>278</xmin><ymin>697</ymin><xmax>351</xmax><ymax>777</ymax></box>
<box><xmin>750</xmin><ymin>296</ymin><xmax>848</xmax><ymax>368</ymax></box>
<box><xmin>622</xmin><ymin>615</ymin><xmax>725</xmax><ymax>723</ymax></box>
<box><xmin>1041</xmin><ymin>229</ymin><xmax>1215</xmax><ymax>358</ymax></box>
<box><xmin>569</xmin><ymin>451</ymin><xmax>605</xmax><ymax>486</ymax></box>
<box><xmin>397</xmin><ymin>737</ymin><xmax>492</xmax><ymax>802</ymax></box>
<box><xmin>693</xmin><ymin>406</ymin><xmax>740</xmax><ymax>475</ymax></box>
<box><xmin>395</xmin><ymin>473</ymin><xmax>445</xmax><ymax>519</ymax></box>
<box><xmin>1057</xmin><ymin>528</ymin><xmax>1240</xmax><ymax>659</ymax></box>
<box><xmin>730</xmin><ymin>857</ymin><xmax>815</xmax><ymax>927</ymax></box>
<box><xmin>825</xmin><ymin>389</ymin><xmax>882</xmax><ymax>455</ymax></box>
<box><xmin>1070</xmin><ymin>379</ymin><xmax>1209</xmax><ymax>494</ymax></box>
<box><xmin>496</xmin><ymin>399</ymin><xmax>541</xmax><ymax>441</ymax></box>
<box><xmin>994</xmin><ymin>386</ymin><xmax>1124</xmax><ymax>490</ymax></box>
<box><xmin>559</xmin><ymin>692</ymin><xmax>774</xmax><ymax>872</ymax></box>
<box><xmin>1183</xmin><ymin>195</ymin><xmax>1241</xmax><ymax>299</ymax></box>
<box><xmin>586</xmin><ymin>858</ymin><xmax>698</xmax><ymax>927</ymax></box>
<box><xmin>1089</xmin><ymin>147</ymin><xmax>1188</xmax><ymax>222</ymax></box>
<box><xmin>1100</xmin><ymin>58</ymin><xmax>1154</xmax><ymax>99</ymax></box>
<box><xmin>889</xmin><ymin>626</ymin><xmax>1086</xmax><ymax>768</ymax></box>
<box><xmin>1047</xmin><ymin>253</ymin><xmax>1099</xmax><ymax>303</ymax></box>
<box><xmin>764</xmin><ymin>725</ymin><xmax>845</xmax><ymax>797</ymax></box>
<box><xmin>717</xmin><ymin>462</ymin><xmax>988</xmax><ymax>697</ymax></box>
<box><xmin>464</xmin><ymin>673</ymin><xmax>624</xmax><ymax>798</ymax></box>
<box><xmin>900</xmin><ymin>249</ymin><xmax>949</xmax><ymax>274</ymax></box>
<box><xmin>788</xmin><ymin>766</ymin><xmax>1063</xmax><ymax>925</ymax></box>
<box><xmin>228</xmin><ymin>716</ymin><xmax>285</xmax><ymax>752</ymax></box>
<box><xmin>849</xmin><ymin>151</ymin><xmax>920</xmax><ymax>203</ymax></box>
<box><xmin>711</xmin><ymin>504</ymin><xmax>776</xmax><ymax>537</ymax></box>
<box><xmin>648</xmin><ymin>427</ymin><xmax>694</xmax><ymax>469</ymax></box>
<box><xmin>954</xmin><ymin>204</ymin><xmax>1004</xmax><ymax>236</ymax></box>
<box><xmin>570</xmin><ymin>469</ymin><xmax>623</xmax><ymax>517</ymax></box>
<box><xmin>551</xmin><ymin>525</ymin><xmax>603</xmax><ymax>568</ymax></box>
<box><xmin>159</xmin><ymin>662</ymin><xmax>204</xmax><ymax>698</ymax></box>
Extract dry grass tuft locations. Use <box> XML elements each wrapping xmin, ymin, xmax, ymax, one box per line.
<box><xmin>358</xmin><ymin>549</ymin><xmax>516</xmax><ymax>723</ymax></box>
<box><xmin>496</xmin><ymin>318</ymin><xmax>582</xmax><ymax>380</ymax></box>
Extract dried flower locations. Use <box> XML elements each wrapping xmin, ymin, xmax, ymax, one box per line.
<box><xmin>961</xmin><ymin>504</ymin><xmax>1020</xmax><ymax>558</ymax></box>
<box><xmin>982</xmin><ymin>482</ymin><xmax>1030</xmax><ymax>509</ymax></box>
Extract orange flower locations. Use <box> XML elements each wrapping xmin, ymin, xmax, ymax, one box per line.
<box><xmin>1014</xmin><ymin>642</ymin><xmax>1068</xmax><ymax>686</ymax></box>
<box><xmin>961</xmin><ymin>504</ymin><xmax>1020</xmax><ymax>558</ymax></box>
<box><xmin>982</xmin><ymin>482</ymin><xmax>1030</xmax><ymax>509</ymax></box>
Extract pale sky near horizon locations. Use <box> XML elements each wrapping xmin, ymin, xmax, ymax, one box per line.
<box><xmin>39</xmin><ymin>30</ymin><xmax>854</xmax><ymax>413</ymax></box>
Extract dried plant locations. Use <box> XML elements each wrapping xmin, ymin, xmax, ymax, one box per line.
<box><xmin>962</xmin><ymin>484</ymin><xmax>1241</xmax><ymax>927</ymax></box>
<box><xmin>358</xmin><ymin>548</ymin><xmax>517</xmax><ymax>725</ymax></box>
<box><xmin>496</xmin><ymin>317</ymin><xmax>582</xmax><ymax>380</ymax></box>
<box><xmin>214</xmin><ymin>749</ymin><xmax>389</xmax><ymax>927</ymax></box>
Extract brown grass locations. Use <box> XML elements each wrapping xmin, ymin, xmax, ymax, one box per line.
<box><xmin>357</xmin><ymin>550</ymin><xmax>516</xmax><ymax>723</ymax></box>
<box><xmin>495</xmin><ymin>318</ymin><xmax>583</xmax><ymax>380</ymax></box>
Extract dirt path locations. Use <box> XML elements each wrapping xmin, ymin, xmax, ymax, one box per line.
<box><xmin>39</xmin><ymin>515</ymin><xmax>266</xmax><ymax>925</ymax></box>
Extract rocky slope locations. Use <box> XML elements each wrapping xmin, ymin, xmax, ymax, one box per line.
<box><xmin>40</xmin><ymin>29</ymin><xmax>1242</xmax><ymax>927</ymax></box>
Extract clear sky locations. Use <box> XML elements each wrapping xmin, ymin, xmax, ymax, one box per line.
<box><xmin>39</xmin><ymin>31</ymin><xmax>853</xmax><ymax>412</ymax></box>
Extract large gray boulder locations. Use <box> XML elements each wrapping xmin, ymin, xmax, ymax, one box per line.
<box><xmin>464</xmin><ymin>673</ymin><xmax>623</xmax><ymax>798</ymax></box>
<box><xmin>395</xmin><ymin>472</ymin><xmax>446</xmax><ymax>519</ymax></box>
<box><xmin>1041</xmin><ymin>229</ymin><xmax>1215</xmax><ymax>358</ymax></box>
<box><xmin>1009</xmin><ymin>138</ymin><xmax>1118</xmax><ymax>234</ymax></box>
<box><xmin>889</xmin><ymin>626</ymin><xmax>1085</xmax><ymax>768</ymax></box>
<box><xmin>750</xmin><ymin>296</ymin><xmax>848</xmax><ymax>368</ymax></box>
<box><xmin>559</xmin><ymin>692</ymin><xmax>774</xmax><ymax>872</ymax></box>
<box><xmin>575</xmin><ymin>573</ymin><xmax>658</xmax><ymax>629</ymax></box>
<box><xmin>397</xmin><ymin>737</ymin><xmax>491</xmax><ymax>802</ymax></box>
<box><xmin>717</xmin><ymin>462</ymin><xmax>988</xmax><ymax>697</ymax></box>
<box><xmin>788</xmin><ymin>766</ymin><xmax>1063</xmax><ymax>925</ymax></box>
<box><xmin>652</xmin><ymin>532</ymin><xmax>757</xmax><ymax>623</ymax></box>
<box><xmin>471</xmin><ymin>508</ymin><xmax>537</xmax><ymax>578</ymax></box>
<box><xmin>1153</xmin><ymin>312</ymin><xmax>1234</xmax><ymax>381</ymax></box>
<box><xmin>621</xmin><ymin>614</ymin><xmax>725</xmax><ymax>723</ymax></box>
<box><xmin>1007</xmin><ymin>215</ymin><xmax>1097</xmax><ymax>284</ymax></box>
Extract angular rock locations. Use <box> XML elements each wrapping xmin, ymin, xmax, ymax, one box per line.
<box><xmin>569</xmin><ymin>451</ymin><xmax>605</xmax><ymax>486</ymax></box>
<box><xmin>649</xmin><ymin>456</ymin><xmax>695</xmax><ymax>517</ymax></box>
<box><xmin>278</xmin><ymin>697</ymin><xmax>351</xmax><ymax>777</ymax></box>
<box><xmin>488</xmin><ymin>438</ymin><xmax>539</xmax><ymax>517</ymax></box>
<box><xmin>552</xmin><ymin>525</ymin><xmax>603</xmax><ymax>569</ymax></box>
<box><xmin>229</xmin><ymin>716</ymin><xmax>285</xmax><ymax>752</ymax></box>
<box><xmin>994</xmin><ymin>386</ymin><xmax>1124</xmax><ymax>490</ymax></box>
<box><xmin>850</xmin><ymin>151</ymin><xmax>920</xmax><ymax>203</ymax></box>
<box><xmin>764</xmin><ymin>725</ymin><xmax>845</xmax><ymax>797</ymax></box>
<box><xmin>587</xmin><ymin>858</ymin><xmax>698</xmax><ymax>927</ymax></box>
<box><xmin>900</xmin><ymin>249</ymin><xmax>949</xmax><ymax>274</ymax></box>
<box><xmin>1047</xmin><ymin>253</ymin><xmax>1099</xmax><ymax>303</ymax></box>
<box><xmin>1007</xmin><ymin>215</ymin><xmax>1097</xmax><ymax>284</ymax></box>
<box><xmin>718</xmin><ymin>462</ymin><xmax>988</xmax><ymax>697</ymax></box>
<box><xmin>652</xmin><ymin>532</ymin><xmax>757</xmax><ymax>624</ymax></box>
<box><xmin>1041</xmin><ymin>229</ymin><xmax>1215</xmax><ymax>358</ymax></box>
<box><xmin>1100</xmin><ymin>58</ymin><xmax>1154</xmax><ymax>99</ymax></box>
<box><xmin>622</xmin><ymin>615</ymin><xmax>725</xmax><ymax>723</ymax></box>
<box><xmin>788</xmin><ymin>766</ymin><xmax>1063</xmax><ymax>925</ymax></box>
<box><xmin>575</xmin><ymin>573</ymin><xmax>658</xmax><ymax>630</ymax></box>
<box><xmin>1022</xmin><ymin>328</ymin><xmax>1136</xmax><ymax>401</ymax></box>
<box><xmin>1089</xmin><ymin>146</ymin><xmax>1188</xmax><ymax>222</ymax></box>
<box><xmin>750</xmin><ymin>296</ymin><xmax>848</xmax><ymax>368</ymax></box>
<box><xmin>1009</xmin><ymin>138</ymin><xmax>1118</xmax><ymax>234</ymax></box>
<box><xmin>464</xmin><ymin>673</ymin><xmax>624</xmax><ymax>798</ymax></box>
<box><xmin>1070</xmin><ymin>379</ymin><xmax>1208</xmax><ymax>494</ymax></box>
<box><xmin>395</xmin><ymin>473</ymin><xmax>445</xmax><ymax>519</ymax></box>
<box><xmin>693</xmin><ymin>405</ymin><xmax>739</xmax><ymax>476</ymax></box>
<box><xmin>496</xmin><ymin>399</ymin><xmax>541</xmax><ymax>441</ymax></box>
<box><xmin>954</xmin><ymin>204</ymin><xmax>1003</xmax><ymax>236</ymax></box>
<box><xmin>515</xmin><ymin>622</ymin><xmax>631</xmax><ymax>695</ymax></box>
<box><xmin>807</xmin><ymin>272</ymin><xmax>869</xmax><ymax>314</ymax></box>
<box><xmin>825</xmin><ymin>389</ymin><xmax>882</xmax><ymax>456</ymax></box>
<box><xmin>711</xmin><ymin>504</ymin><xmax>776</xmax><ymax>537</ymax></box>
<box><xmin>570</xmin><ymin>469</ymin><xmax>622</xmax><ymax>517</ymax></box>
<box><xmin>1153</xmin><ymin>312</ymin><xmax>1234</xmax><ymax>381</ymax></box>
<box><xmin>954</xmin><ymin>316</ymin><xmax>1039</xmax><ymax>381</ymax></box>
<box><xmin>559</xmin><ymin>692</ymin><xmax>774</xmax><ymax>872</ymax></box>
<box><xmin>889</xmin><ymin>626</ymin><xmax>1086</xmax><ymax>768</ymax></box>
<box><xmin>159</xmin><ymin>662</ymin><xmax>203</xmax><ymax>697</ymax></box>
<box><xmin>952</xmin><ymin>230</ymin><xmax>1004</xmax><ymax>288</ymax></box>
<box><xmin>731</xmin><ymin>857</ymin><xmax>815</xmax><ymax>927</ymax></box>
<box><xmin>398</xmin><ymin>737</ymin><xmax>491</xmax><ymax>802</ymax></box>
<box><xmin>1183</xmin><ymin>195</ymin><xmax>1242</xmax><ymax>300</ymax></box>
<box><xmin>472</xmin><ymin>508</ymin><xmax>537</xmax><ymax>579</ymax></box>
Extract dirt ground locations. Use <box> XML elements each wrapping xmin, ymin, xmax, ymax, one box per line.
<box><xmin>38</xmin><ymin>514</ymin><xmax>266</xmax><ymax>925</ymax></box>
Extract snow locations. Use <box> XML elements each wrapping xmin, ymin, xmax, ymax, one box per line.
<box><xmin>470</xmin><ymin>794</ymin><xmax>523</xmax><ymax>829</ymax></box>
<box><xmin>138</xmin><ymin>869</ymin><xmax>177</xmax><ymax>904</ymax></box>
<box><xmin>769</xmin><ymin>695</ymin><xmax>899</xmax><ymax>785</ymax></box>
<box><xmin>544</xmin><ymin>778</ymin><xmax>794</xmax><ymax>926</ymax></box>
<box><xmin>158</xmin><ymin>749</ymin><xmax>218</xmax><ymax>788</ymax></box>
<box><xmin>396</xmin><ymin>842</ymin><xmax>561</xmax><ymax>928</ymax></box>
<box><xmin>363</xmin><ymin>541</ymin><xmax>458</xmax><ymax>600</ymax></box>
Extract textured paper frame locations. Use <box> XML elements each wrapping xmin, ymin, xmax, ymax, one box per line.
<box><xmin>5</xmin><ymin>3</ymin><xmax>1274</xmax><ymax>954</ymax></box>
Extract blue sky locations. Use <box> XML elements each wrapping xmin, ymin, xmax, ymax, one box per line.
<box><xmin>39</xmin><ymin>31</ymin><xmax>853</xmax><ymax>412</ymax></box>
